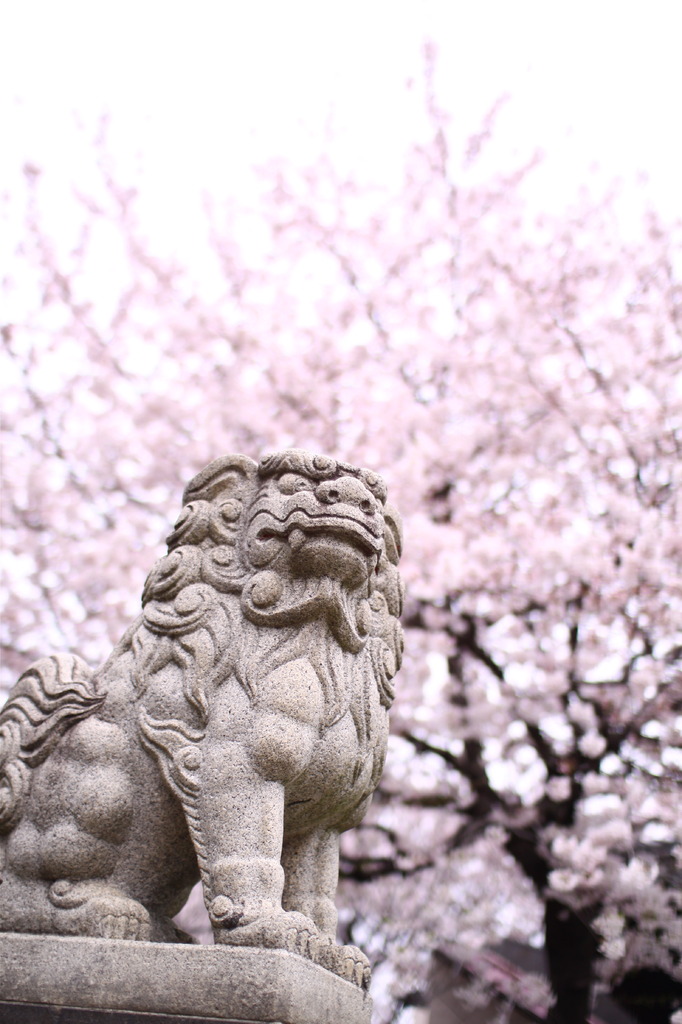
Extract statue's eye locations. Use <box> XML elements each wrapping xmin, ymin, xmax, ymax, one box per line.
<box><xmin>277</xmin><ymin>474</ymin><xmax>312</xmax><ymax>495</ymax></box>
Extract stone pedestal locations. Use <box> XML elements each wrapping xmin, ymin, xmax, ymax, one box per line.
<box><xmin>0</xmin><ymin>933</ymin><xmax>372</xmax><ymax>1024</ymax></box>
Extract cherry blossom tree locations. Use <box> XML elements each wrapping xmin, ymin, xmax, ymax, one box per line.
<box><xmin>2</xmin><ymin>74</ymin><xmax>681</xmax><ymax>1023</ymax></box>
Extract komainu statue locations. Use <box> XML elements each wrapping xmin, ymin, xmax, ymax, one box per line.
<box><xmin>0</xmin><ymin>450</ymin><xmax>403</xmax><ymax>988</ymax></box>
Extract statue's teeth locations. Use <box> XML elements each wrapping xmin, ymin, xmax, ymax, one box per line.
<box><xmin>289</xmin><ymin>528</ymin><xmax>306</xmax><ymax>551</ymax></box>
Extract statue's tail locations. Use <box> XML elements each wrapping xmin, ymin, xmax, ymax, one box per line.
<box><xmin>0</xmin><ymin>654</ymin><xmax>104</xmax><ymax>835</ymax></box>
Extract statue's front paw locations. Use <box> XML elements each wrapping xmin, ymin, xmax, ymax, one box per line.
<box><xmin>214</xmin><ymin>907</ymin><xmax>319</xmax><ymax>959</ymax></box>
<box><xmin>314</xmin><ymin>941</ymin><xmax>371</xmax><ymax>990</ymax></box>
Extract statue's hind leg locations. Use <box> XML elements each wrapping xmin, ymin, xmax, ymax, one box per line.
<box><xmin>0</xmin><ymin>821</ymin><xmax>151</xmax><ymax>940</ymax></box>
<box><xmin>0</xmin><ymin>716</ymin><xmax>152</xmax><ymax>940</ymax></box>
<box><xmin>46</xmin><ymin>879</ymin><xmax>151</xmax><ymax>940</ymax></box>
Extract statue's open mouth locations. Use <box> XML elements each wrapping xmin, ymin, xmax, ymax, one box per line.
<box><xmin>256</xmin><ymin>510</ymin><xmax>383</xmax><ymax>558</ymax></box>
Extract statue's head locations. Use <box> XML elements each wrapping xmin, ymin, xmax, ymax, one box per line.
<box><xmin>141</xmin><ymin>449</ymin><xmax>403</xmax><ymax>665</ymax></box>
<box><xmin>244</xmin><ymin>450</ymin><xmax>386</xmax><ymax>589</ymax></box>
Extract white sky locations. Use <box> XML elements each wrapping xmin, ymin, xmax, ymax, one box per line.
<box><xmin>1</xmin><ymin>1</ymin><xmax>681</xmax><ymax>242</ymax></box>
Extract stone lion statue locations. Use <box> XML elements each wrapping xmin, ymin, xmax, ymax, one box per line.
<box><xmin>0</xmin><ymin>450</ymin><xmax>403</xmax><ymax>988</ymax></box>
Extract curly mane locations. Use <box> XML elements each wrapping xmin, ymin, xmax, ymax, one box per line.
<box><xmin>119</xmin><ymin>452</ymin><xmax>403</xmax><ymax>734</ymax></box>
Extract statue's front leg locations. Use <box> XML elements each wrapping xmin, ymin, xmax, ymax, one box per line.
<box><xmin>281</xmin><ymin>827</ymin><xmax>339</xmax><ymax>939</ymax></box>
<box><xmin>195</xmin><ymin>737</ymin><xmax>302</xmax><ymax>935</ymax></box>
<box><xmin>197</xmin><ymin>666</ymin><xmax>323</xmax><ymax>957</ymax></box>
<box><xmin>282</xmin><ymin>828</ymin><xmax>371</xmax><ymax>989</ymax></box>
<box><xmin>141</xmin><ymin>664</ymin><xmax>324</xmax><ymax>957</ymax></box>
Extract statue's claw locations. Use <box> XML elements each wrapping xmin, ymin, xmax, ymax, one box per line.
<box><xmin>314</xmin><ymin>942</ymin><xmax>371</xmax><ymax>990</ymax></box>
<box><xmin>100</xmin><ymin>909</ymin><xmax>150</xmax><ymax>941</ymax></box>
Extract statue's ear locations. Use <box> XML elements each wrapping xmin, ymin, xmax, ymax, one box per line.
<box><xmin>383</xmin><ymin>503</ymin><xmax>403</xmax><ymax>566</ymax></box>
<box><xmin>182</xmin><ymin>455</ymin><xmax>258</xmax><ymax>505</ymax></box>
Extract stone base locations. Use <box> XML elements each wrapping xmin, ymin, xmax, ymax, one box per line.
<box><xmin>0</xmin><ymin>933</ymin><xmax>372</xmax><ymax>1024</ymax></box>
<box><xmin>0</xmin><ymin>1006</ymin><xmax>263</xmax><ymax>1023</ymax></box>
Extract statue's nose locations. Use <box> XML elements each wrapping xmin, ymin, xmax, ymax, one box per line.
<box><xmin>315</xmin><ymin>478</ymin><xmax>376</xmax><ymax>514</ymax></box>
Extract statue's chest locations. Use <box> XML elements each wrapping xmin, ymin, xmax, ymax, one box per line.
<box><xmin>284</xmin><ymin>695</ymin><xmax>388</xmax><ymax>832</ymax></box>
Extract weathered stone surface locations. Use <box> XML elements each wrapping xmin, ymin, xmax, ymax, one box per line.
<box><xmin>0</xmin><ymin>932</ymin><xmax>372</xmax><ymax>1023</ymax></box>
<box><xmin>0</xmin><ymin>450</ymin><xmax>403</xmax><ymax>1000</ymax></box>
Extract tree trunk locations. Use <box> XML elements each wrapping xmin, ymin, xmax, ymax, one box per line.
<box><xmin>545</xmin><ymin>898</ymin><xmax>599</xmax><ymax>1024</ymax></box>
